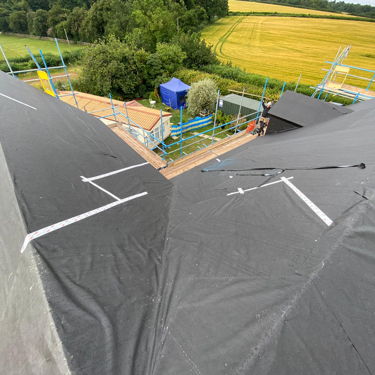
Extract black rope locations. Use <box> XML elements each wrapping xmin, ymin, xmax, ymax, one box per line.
<box><xmin>202</xmin><ymin>163</ymin><xmax>365</xmax><ymax>174</ymax></box>
<box><xmin>203</xmin><ymin>163</ymin><xmax>366</xmax><ymax>189</ymax></box>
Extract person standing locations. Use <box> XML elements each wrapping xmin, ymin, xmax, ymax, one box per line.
<box><xmin>258</xmin><ymin>99</ymin><xmax>273</xmax><ymax>136</ymax></box>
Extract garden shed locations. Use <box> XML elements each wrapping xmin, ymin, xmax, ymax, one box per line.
<box><xmin>220</xmin><ymin>93</ymin><xmax>260</xmax><ymax>117</ymax></box>
<box><xmin>160</xmin><ymin>77</ymin><xmax>190</xmax><ymax>109</ymax></box>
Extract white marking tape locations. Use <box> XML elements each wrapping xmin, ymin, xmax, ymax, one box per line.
<box><xmin>20</xmin><ymin>192</ymin><xmax>148</xmax><ymax>253</ymax></box>
<box><xmin>227</xmin><ymin>177</ymin><xmax>293</xmax><ymax>196</ymax></box>
<box><xmin>85</xmin><ymin>162</ymin><xmax>149</xmax><ymax>182</ymax></box>
<box><xmin>281</xmin><ymin>177</ymin><xmax>332</xmax><ymax>226</ymax></box>
<box><xmin>81</xmin><ymin>176</ymin><xmax>121</xmax><ymax>201</ymax></box>
<box><xmin>0</xmin><ymin>93</ymin><xmax>37</xmax><ymax>110</ymax></box>
<box><xmin>216</xmin><ymin>158</ymin><xmax>221</xmax><ymax>162</ymax></box>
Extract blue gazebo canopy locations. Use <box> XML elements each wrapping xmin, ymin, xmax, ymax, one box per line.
<box><xmin>160</xmin><ymin>78</ymin><xmax>190</xmax><ymax>110</ymax></box>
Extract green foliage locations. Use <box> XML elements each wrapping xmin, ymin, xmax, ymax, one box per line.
<box><xmin>179</xmin><ymin>5</ymin><xmax>208</xmax><ymax>32</ymax></box>
<box><xmin>0</xmin><ymin>49</ymin><xmax>82</xmax><ymax>73</ymax></box>
<box><xmin>75</xmin><ymin>37</ymin><xmax>190</xmax><ymax>98</ymax></box>
<box><xmin>173</xmin><ymin>32</ymin><xmax>218</xmax><ymax>69</ymax></box>
<box><xmin>76</xmin><ymin>36</ymin><xmax>149</xmax><ymax>98</ymax></box>
<box><xmin>79</xmin><ymin>0</ymin><xmax>116</xmax><ymax>42</ymax></box>
<box><xmin>186</xmin><ymin>78</ymin><xmax>218</xmax><ymax>117</ymax></box>
<box><xmin>1</xmin><ymin>0</ymin><xmax>228</xmax><ymax>46</ymax></box>
<box><xmin>26</xmin><ymin>10</ymin><xmax>34</xmax><ymax>34</ymax></box>
<box><xmin>8</xmin><ymin>10</ymin><xmax>28</xmax><ymax>33</ymax></box>
<box><xmin>216</xmin><ymin>110</ymin><xmax>232</xmax><ymax>126</ymax></box>
<box><xmin>149</xmin><ymin>91</ymin><xmax>160</xmax><ymax>102</ymax></box>
<box><xmin>175</xmin><ymin>67</ymin><xmax>353</xmax><ymax>105</ymax></box>
<box><xmin>153</xmin><ymin>43</ymin><xmax>186</xmax><ymax>75</ymax></box>
<box><xmin>0</xmin><ymin>7</ymin><xmax>11</xmax><ymax>31</ymax></box>
<box><xmin>128</xmin><ymin>0</ymin><xmax>183</xmax><ymax>52</ymax></box>
<box><xmin>195</xmin><ymin>0</ymin><xmax>228</xmax><ymax>20</ymax></box>
<box><xmin>33</xmin><ymin>9</ymin><xmax>48</xmax><ymax>36</ymax></box>
<box><xmin>66</xmin><ymin>7</ymin><xmax>86</xmax><ymax>40</ymax></box>
<box><xmin>47</xmin><ymin>5</ymin><xmax>70</xmax><ymax>36</ymax></box>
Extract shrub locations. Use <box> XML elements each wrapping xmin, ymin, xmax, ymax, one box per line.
<box><xmin>186</xmin><ymin>78</ymin><xmax>218</xmax><ymax>117</ymax></box>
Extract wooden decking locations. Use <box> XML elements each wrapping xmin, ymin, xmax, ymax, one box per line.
<box><xmin>160</xmin><ymin>131</ymin><xmax>257</xmax><ymax>179</ymax></box>
<box><xmin>324</xmin><ymin>82</ymin><xmax>375</xmax><ymax>99</ymax></box>
<box><xmin>109</xmin><ymin>124</ymin><xmax>167</xmax><ymax>169</ymax></box>
<box><xmin>110</xmin><ymin>123</ymin><xmax>257</xmax><ymax>179</ymax></box>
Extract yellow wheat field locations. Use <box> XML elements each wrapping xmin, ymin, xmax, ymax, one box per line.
<box><xmin>202</xmin><ymin>16</ymin><xmax>375</xmax><ymax>85</ymax></box>
<box><xmin>228</xmin><ymin>0</ymin><xmax>356</xmax><ymax>17</ymax></box>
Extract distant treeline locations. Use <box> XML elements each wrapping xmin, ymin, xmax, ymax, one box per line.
<box><xmin>229</xmin><ymin>10</ymin><xmax>375</xmax><ymax>22</ymax></box>
<box><xmin>238</xmin><ymin>0</ymin><xmax>375</xmax><ymax>18</ymax></box>
<box><xmin>0</xmin><ymin>0</ymin><xmax>228</xmax><ymax>49</ymax></box>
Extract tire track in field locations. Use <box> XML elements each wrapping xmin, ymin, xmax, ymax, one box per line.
<box><xmin>214</xmin><ymin>16</ymin><xmax>246</xmax><ymax>59</ymax></box>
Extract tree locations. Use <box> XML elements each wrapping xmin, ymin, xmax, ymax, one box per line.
<box><xmin>194</xmin><ymin>0</ymin><xmax>228</xmax><ymax>20</ymax></box>
<box><xmin>146</xmin><ymin>42</ymin><xmax>186</xmax><ymax>87</ymax></box>
<box><xmin>8</xmin><ymin>10</ymin><xmax>28</xmax><ymax>33</ymax></box>
<box><xmin>33</xmin><ymin>9</ymin><xmax>48</xmax><ymax>36</ymax></box>
<box><xmin>173</xmin><ymin>32</ymin><xmax>218</xmax><ymax>69</ymax></box>
<box><xmin>186</xmin><ymin>79</ymin><xmax>218</xmax><ymax>117</ymax></box>
<box><xmin>79</xmin><ymin>0</ymin><xmax>113</xmax><ymax>42</ymax></box>
<box><xmin>12</xmin><ymin>0</ymin><xmax>30</xmax><ymax>12</ymax></box>
<box><xmin>0</xmin><ymin>6</ymin><xmax>11</xmax><ymax>32</ymax></box>
<box><xmin>27</xmin><ymin>10</ymin><xmax>35</xmax><ymax>34</ymax></box>
<box><xmin>66</xmin><ymin>7</ymin><xmax>86</xmax><ymax>40</ymax></box>
<box><xmin>179</xmin><ymin>5</ymin><xmax>207</xmax><ymax>33</ymax></box>
<box><xmin>47</xmin><ymin>4</ymin><xmax>70</xmax><ymax>36</ymax></box>
<box><xmin>77</xmin><ymin>36</ymin><xmax>150</xmax><ymax>98</ymax></box>
<box><xmin>154</xmin><ymin>43</ymin><xmax>186</xmax><ymax>75</ymax></box>
<box><xmin>128</xmin><ymin>0</ymin><xmax>182</xmax><ymax>51</ymax></box>
<box><xmin>27</xmin><ymin>0</ymin><xmax>50</xmax><ymax>12</ymax></box>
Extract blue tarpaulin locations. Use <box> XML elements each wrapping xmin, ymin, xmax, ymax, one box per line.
<box><xmin>160</xmin><ymin>78</ymin><xmax>190</xmax><ymax>109</ymax></box>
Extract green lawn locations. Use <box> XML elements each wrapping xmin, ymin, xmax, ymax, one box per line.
<box><xmin>0</xmin><ymin>34</ymin><xmax>82</xmax><ymax>60</ymax></box>
<box><xmin>156</xmin><ymin>123</ymin><xmax>236</xmax><ymax>162</ymax></box>
<box><xmin>136</xmin><ymin>99</ymin><xmax>239</xmax><ymax>162</ymax></box>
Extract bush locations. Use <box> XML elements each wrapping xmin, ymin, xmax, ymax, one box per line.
<box><xmin>175</xmin><ymin>67</ymin><xmax>354</xmax><ymax>106</ymax></box>
<box><xmin>186</xmin><ymin>78</ymin><xmax>218</xmax><ymax>117</ymax></box>
<box><xmin>0</xmin><ymin>50</ymin><xmax>83</xmax><ymax>73</ymax></box>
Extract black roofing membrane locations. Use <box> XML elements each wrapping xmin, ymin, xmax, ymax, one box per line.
<box><xmin>1</xmin><ymin>71</ymin><xmax>375</xmax><ymax>375</ymax></box>
<box><xmin>267</xmin><ymin>91</ymin><xmax>353</xmax><ymax>133</ymax></box>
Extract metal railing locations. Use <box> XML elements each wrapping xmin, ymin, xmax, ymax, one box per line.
<box><xmin>88</xmin><ymin>93</ymin><xmax>261</xmax><ymax>165</ymax></box>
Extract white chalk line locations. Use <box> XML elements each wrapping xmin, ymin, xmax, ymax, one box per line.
<box><xmin>281</xmin><ymin>177</ymin><xmax>332</xmax><ymax>226</ymax></box>
<box><xmin>85</xmin><ymin>162</ymin><xmax>149</xmax><ymax>182</ymax></box>
<box><xmin>227</xmin><ymin>177</ymin><xmax>294</xmax><ymax>196</ymax></box>
<box><xmin>0</xmin><ymin>93</ymin><xmax>37</xmax><ymax>110</ymax></box>
<box><xmin>20</xmin><ymin>192</ymin><xmax>148</xmax><ymax>253</ymax></box>
<box><xmin>81</xmin><ymin>176</ymin><xmax>121</xmax><ymax>202</ymax></box>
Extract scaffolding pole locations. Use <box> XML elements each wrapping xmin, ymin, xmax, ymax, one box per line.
<box><xmin>0</xmin><ymin>43</ymin><xmax>14</xmax><ymax>77</ymax></box>
<box><xmin>26</xmin><ymin>46</ymin><xmax>42</xmax><ymax>70</ymax></box>
<box><xmin>180</xmin><ymin>106</ymin><xmax>183</xmax><ymax>159</ymax></box>
<box><xmin>109</xmin><ymin>93</ymin><xmax>117</xmax><ymax>123</ymax></box>
<box><xmin>236</xmin><ymin>88</ymin><xmax>245</xmax><ymax>131</ymax></box>
<box><xmin>55</xmin><ymin>38</ymin><xmax>78</xmax><ymax>108</ymax></box>
<box><xmin>160</xmin><ymin>109</ymin><xmax>165</xmax><ymax>160</ymax></box>
<box><xmin>366</xmin><ymin>73</ymin><xmax>375</xmax><ymax>91</ymax></box>
<box><xmin>39</xmin><ymin>49</ymin><xmax>59</xmax><ymax>98</ymax></box>
<box><xmin>294</xmin><ymin>74</ymin><xmax>301</xmax><ymax>92</ymax></box>
<box><xmin>280</xmin><ymin>81</ymin><xmax>286</xmax><ymax>98</ymax></box>
<box><xmin>124</xmin><ymin>101</ymin><xmax>131</xmax><ymax>132</ymax></box>
<box><xmin>212</xmin><ymin>90</ymin><xmax>220</xmax><ymax>145</ymax></box>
